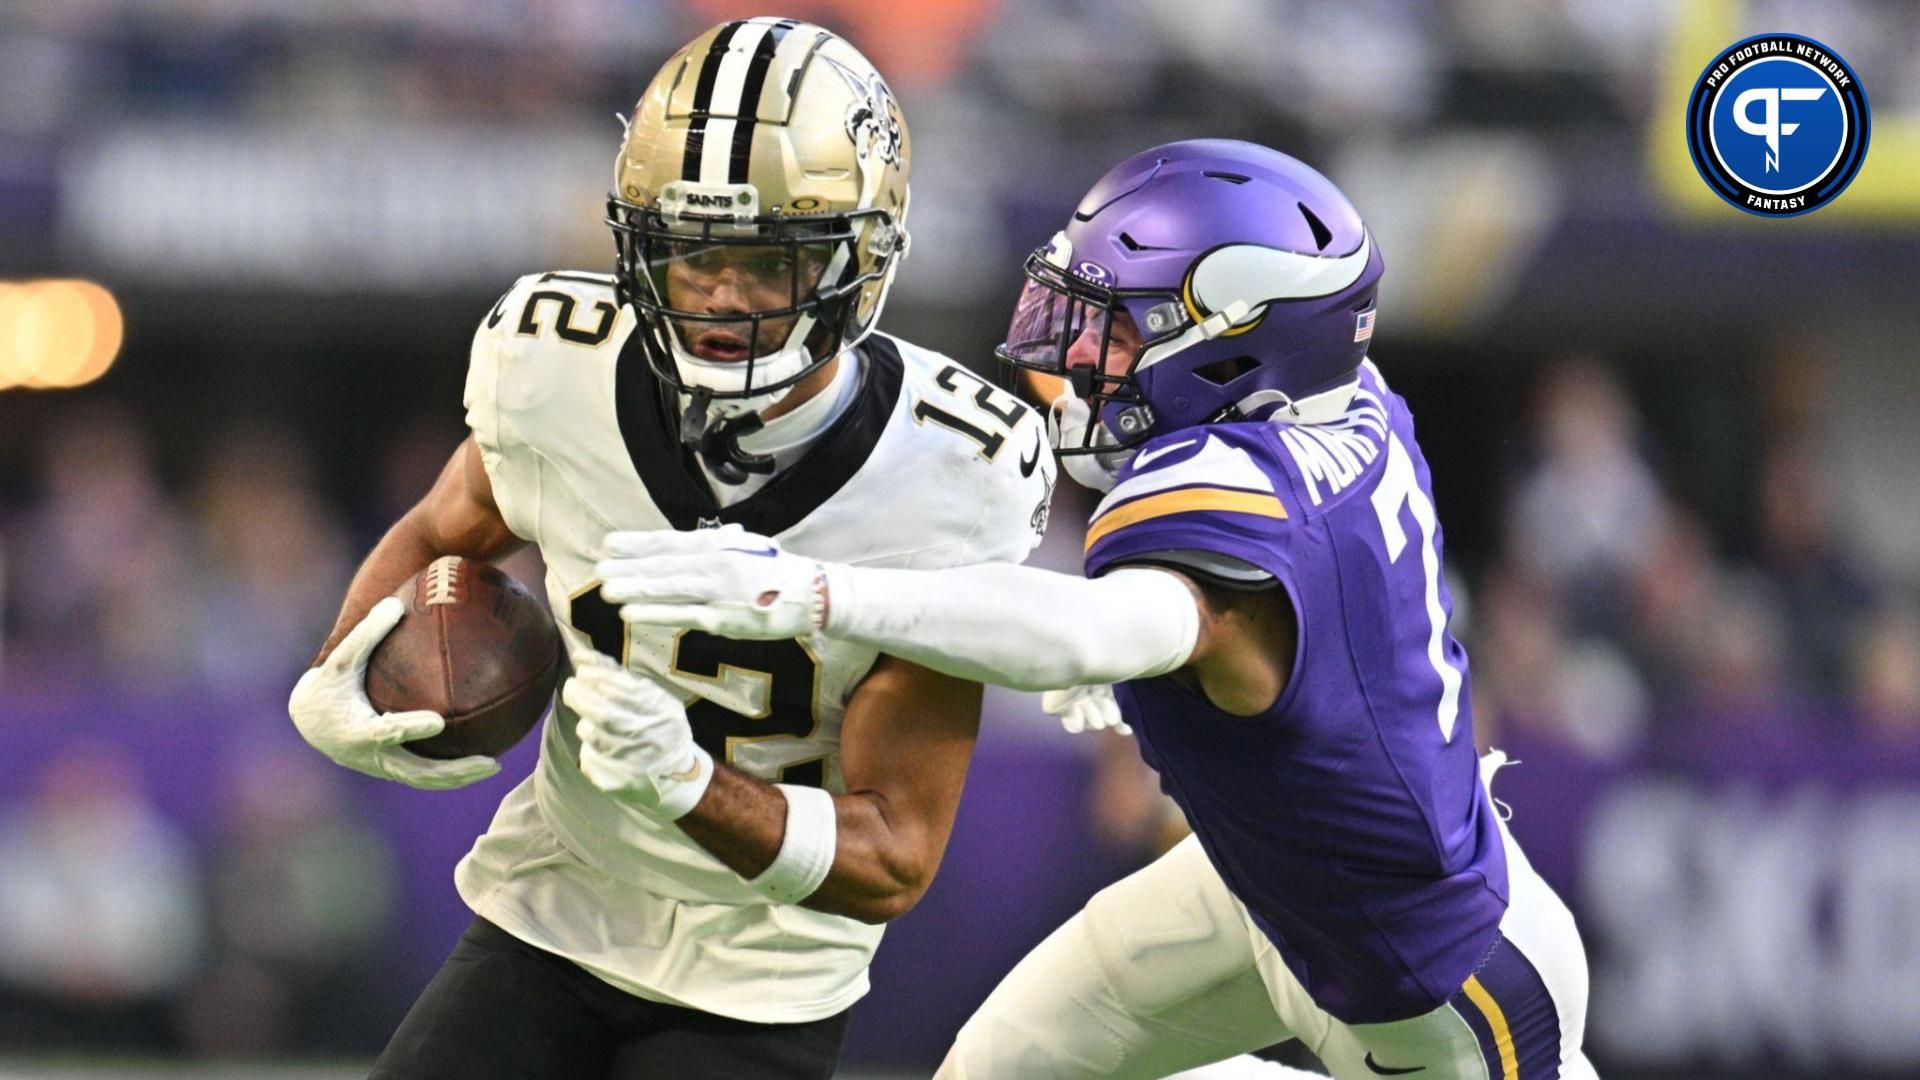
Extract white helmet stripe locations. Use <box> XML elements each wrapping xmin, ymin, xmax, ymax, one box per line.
<box><xmin>698</xmin><ymin>118</ymin><xmax>738</xmax><ymax>185</ymax></box>
<box><xmin>679</xmin><ymin>20</ymin><xmax>744</xmax><ymax>182</ymax></box>
<box><xmin>725</xmin><ymin>19</ymin><xmax>802</xmax><ymax>183</ymax></box>
<box><xmin>1189</xmin><ymin>231</ymin><xmax>1373</xmax><ymax>312</ymax></box>
<box><xmin>698</xmin><ymin>20</ymin><xmax>774</xmax><ymax>185</ymax></box>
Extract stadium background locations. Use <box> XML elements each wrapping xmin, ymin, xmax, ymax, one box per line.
<box><xmin>3</xmin><ymin>0</ymin><xmax>1919</xmax><ymax>1076</ymax></box>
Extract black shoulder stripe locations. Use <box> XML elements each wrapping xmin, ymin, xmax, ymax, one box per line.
<box><xmin>727</xmin><ymin>20</ymin><xmax>795</xmax><ymax>184</ymax></box>
<box><xmin>681</xmin><ymin>20</ymin><xmax>745</xmax><ymax>182</ymax></box>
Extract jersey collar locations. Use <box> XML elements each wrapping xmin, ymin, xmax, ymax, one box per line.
<box><xmin>616</xmin><ymin>330</ymin><xmax>905</xmax><ymax>536</ymax></box>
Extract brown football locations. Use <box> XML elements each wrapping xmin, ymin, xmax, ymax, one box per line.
<box><xmin>365</xmin><ymin>556</ymin><xmax>561</xmax><ymax>760</ymax></box>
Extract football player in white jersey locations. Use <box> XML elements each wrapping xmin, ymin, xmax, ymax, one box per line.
<box><xmin>286</xmin><ymin>19</ymin><xmax>1052</xmax><ymax>1078</ymax></box>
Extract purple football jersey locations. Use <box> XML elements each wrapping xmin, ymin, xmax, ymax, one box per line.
<box><xmin>1083</xmin><ymin>362</ymin><xmax>1507</xmax><ymax>1025</ymax></box>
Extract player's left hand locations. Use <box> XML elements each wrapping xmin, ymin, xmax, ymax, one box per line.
<box><xmin>1043</xmin><ymin>684</ymin><xmax>1130</xmax><ymax>736</ymax></box>
<box><xmin>564</xmin><ymin>654</ymin><xmax>713</xmax><ymax>820</ymax></box>
<box><xmin>597</xmin><ymin>526</ymin><xmax>827</xmax><ymax>641</ymax></box>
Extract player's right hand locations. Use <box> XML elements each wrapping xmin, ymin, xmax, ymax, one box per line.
<box><xmin>1043</xmin><ymin>684</ymin><xmax>1129</xmax><ymax>736</ymax></box>
<box><xmin>564</xmin><ymin>654</ymin><xmax>714</xmax><ymax>821</ymax></box>
<box><xmin>288</xmin><ymin>597</ymin><xmax>502</xmax><ymax>790</ymax></box>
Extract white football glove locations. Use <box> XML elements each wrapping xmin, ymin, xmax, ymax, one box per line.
<box><xmin>288</xmin><ymin>596</ymin><xmax>502</xmax><ymax>790</ymax></box>
<box><xmin>564</xmin><ymin>654</ymin><xmax>714</xmax><ymax>820</ymax></box>
<box><xmin>1043</xmin><ymin>684</ymin><xmax>1130</xmax><ymax>736</ymax></box>
<box><xmin>596</xmin><ymin>525</ymin><xmax>826</xmax><ymax>642</ymax></box>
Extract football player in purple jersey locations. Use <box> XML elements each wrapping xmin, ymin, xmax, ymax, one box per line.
<box><xmin>594</xmin><ymin>140</ymin><xmax>1597</xmax><ymax>1079</ymax></box>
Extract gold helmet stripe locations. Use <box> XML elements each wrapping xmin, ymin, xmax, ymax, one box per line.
<box><xmin>726</xmin><ymin>19</ymin><xmax>798</xmax><ymax>183</ymax></box>
<box><xmin>680</xmin><ymin>20</ymin><xmax>746</xmax><ymax>182</ymax></box>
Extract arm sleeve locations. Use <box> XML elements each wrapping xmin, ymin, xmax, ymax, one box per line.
<box><xmin>821</xmin><ymin>562</ymin><xmax>1200</xmax><ymax>691</ymax></box>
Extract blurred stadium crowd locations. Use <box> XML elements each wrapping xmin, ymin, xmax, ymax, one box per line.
<box><xmin>2</xmin><ymin>0</ymin><xmax>1919</xmax><ymax>1072</ymax></box>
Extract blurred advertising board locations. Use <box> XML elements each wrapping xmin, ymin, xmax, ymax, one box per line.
<box><xmin>1498</xmin><ymin>720</ymin><xmax>1920</xmax><ymax>1076</ymax></box>
<box><xmin>57</xmin><ymin>123</ymin><xmax>611</xmax><ymax>291</ymax></box>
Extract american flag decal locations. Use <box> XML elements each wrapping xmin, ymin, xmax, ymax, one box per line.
<box><xmin>1354</xmin><ymin>309</ymin><xmax>1376</xmax><ymax>343</ymax></box>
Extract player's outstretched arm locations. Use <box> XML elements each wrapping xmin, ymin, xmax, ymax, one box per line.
<box><xmin>597</xmin><ymin>527</ymin><xmax>1205</xmax><ymax>691</ymax></box>
<box><xmin>568</xmin><ymin>654</ymin><xmax>982</xmax><ymax>923</ymax></box>
<box><xmin>289</xmin><ymin>437</ymin><xmax>526</xmax><ymax>789</ymax></box>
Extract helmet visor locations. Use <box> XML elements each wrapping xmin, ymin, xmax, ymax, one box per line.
<box><xmin>646</xmin><ymin>238</ymin><xmax>834</xmax><ymax>360</ymax></box>
<box><xmin>998</xmin><ymin>252</ymin><xmax>1179</xmax><ymax>377</ymax></box>
<box><xmin>1002</xmin><ymin>274</ymin><xmax>1100</xmax><ymax>372</ymax></box>
<box><xmin>608</xmin><ymin>197</ymin><xmax>899</xmax><ymax>398</ymax></box>
<box><xmin>996</xmin><ymin>250</ymin><xmax>1183</xmax><ymax>454</ymax></box>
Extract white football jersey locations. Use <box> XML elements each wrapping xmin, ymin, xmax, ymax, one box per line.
<box><xmin>452</xmin><ymin>270</ymin><xmax>1055</xmax><ymax>1023</ymax></box>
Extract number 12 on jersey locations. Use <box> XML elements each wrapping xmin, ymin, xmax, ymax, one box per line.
<box><xmin>912</xmin><ymin>364</ymin><xmax>1025</xmax><ymax>460</ymax></box>
<box><xmin>567</xmin><ymin>589</ymin><xmax>827</xmax><ymax>788</ymax></box>
<box><xmin>1368</xmin><ymin>433</ymin><xmax>1464</xmax><ymax>742</ymax></box>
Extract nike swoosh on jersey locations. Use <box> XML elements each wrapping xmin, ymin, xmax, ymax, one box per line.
<box><xmin>1019</xmin><ymin>432</ymin><xmax>1042</xmax><ymax>477</ymax></box>
<box><xmin>1131</xmin><ymin>437</ymin><xmax>1199</xmax><ymax>471</ymax></box>
<box><xmin>725</xmin><ymin>546</ymin><xmax>779</xmax><ymax>557</ymax></box>
<box><xmin>665</xmin><ymin>759</ymin><xmax>705</xmax><ymax>783</ymax></box>
<box><xmin>1363</xmin><ymin>1052</ymin><xmax>1425</xmax><ymax>1075</ymax></box>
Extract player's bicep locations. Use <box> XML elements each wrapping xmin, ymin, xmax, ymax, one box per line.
<box><xmin>409</xmin><ymin>437</ymin><xmax>525</xmax><ymax>562</ymax></box>
<box><xmin>1084</xmin><ymin>454</ymin><xmax>1297</xmax><ymax>708</ymax></box>
<box><xmin>1151</xmin><ymin>566</ymin><xmax>1297</xmax><ymax>717</ymax></box>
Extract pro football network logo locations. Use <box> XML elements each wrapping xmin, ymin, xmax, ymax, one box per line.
<box><xmin>1686</xmin><ymin>34</ymin><xmax>1869</xmax><ymax>217</ymax></box>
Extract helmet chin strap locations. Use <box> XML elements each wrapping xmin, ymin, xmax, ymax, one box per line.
<box><xmin>678</xmin><ymin>387</ymin><xmax>715</xmax><ymax>445</ymax></box>
<box><xmin>670</xmin><ymin>320</ymin><xmax>814</xmax><ymax>445</ymax></box>
<box><xmin>695</xmin><ymin>410</ymin><xmax>776</xmax><ymax>484</ymax></box>
<box><xmin>1233</xmin><ymin>375</ymin><xmax>1362</xmax><ymax>426</ymax></box>
<box><xmin>690</xmin><ymin>343</ymin><xmax>862</xmax><ymax>485</ymax></box>
<box><xmin>676</xmin><ymin>381</ymin><xmax>799</xmax><ymax>446</ymax></box>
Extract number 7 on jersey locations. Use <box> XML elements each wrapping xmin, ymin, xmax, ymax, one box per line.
<box><xmin>1368</xmin><ymin>433</ymin><xmax>1464</xmax><ymax>742</ymax></box>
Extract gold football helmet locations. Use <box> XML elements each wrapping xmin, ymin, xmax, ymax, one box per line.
<box><xmin>609</xmin><ymin>17</ymin><xmax>911</xmax><ymax>432</ymax></box>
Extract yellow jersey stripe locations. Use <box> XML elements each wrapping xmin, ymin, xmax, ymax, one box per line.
<box><xmin>1083</xmin><ymin>487</ymin><xmax>1287</xmax><ymax>551</ymax></box>
<box><xmin>1463</xmin><ymin>974</ymin><xmax>1519</xmax><ymax>1080</ymax></box>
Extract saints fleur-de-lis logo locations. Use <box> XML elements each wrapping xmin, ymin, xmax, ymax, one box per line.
<box><xmin>822</xmin><ymin>57</ymin><xmax>903</xmax><ymax>170</ymax></box>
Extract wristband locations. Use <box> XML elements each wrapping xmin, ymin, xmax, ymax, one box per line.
<box><xmin>818</xmin><ymin>562</ymin><xmax>853</xmax><ymax>635</ymax></box>
<box><xmin>655</xmin><ymin>743</ymin><xmax>716</xmax><ymax>821</ymax></box>
<box><xmin>747</xmin><ymin>784</ymin><xmax>838</xmax><ymax>904</ymax></box>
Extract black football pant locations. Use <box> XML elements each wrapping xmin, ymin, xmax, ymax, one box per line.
<box><xmin>370</xmin><ymin>917</ymin><xmax>850</xmax><ymax>1079</ymax></box>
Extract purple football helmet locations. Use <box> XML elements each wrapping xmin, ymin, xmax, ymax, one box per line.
<box><xmin>999</xmin><ymin>139</ymin><xmax>1384</xmax><ymax>454</ymax></box>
